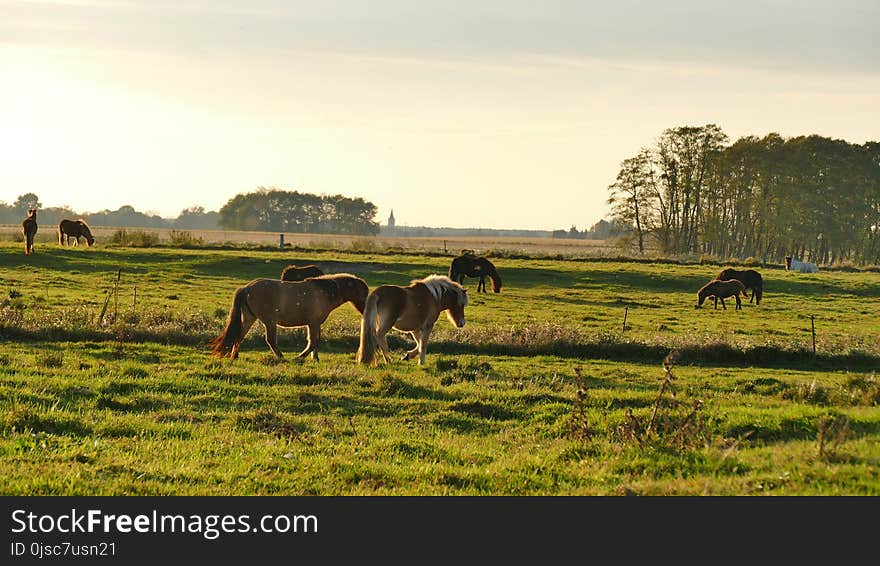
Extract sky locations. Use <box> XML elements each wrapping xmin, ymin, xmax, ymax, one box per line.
<box><xmin>2</xmin><ymin>1</ymin><xmax>878</xmax><ymax>230</ymax></box>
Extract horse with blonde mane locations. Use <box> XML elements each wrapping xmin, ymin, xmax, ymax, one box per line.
<box><xmin>356</xmin><ymin>274</ymin><xmax>468</xmax><ymax>366</ymax></box>
<box><xmin>210</xmin><ymin>273</ymin><xmax>368</xmax><ymax>361</ymax></box>
<box><xmin>696</xmin><ymin>279</ymin><xmax>747</xmax><ymax>310</ymax></box>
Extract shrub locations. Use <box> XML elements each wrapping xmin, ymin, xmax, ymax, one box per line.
<box><xmin>169</xmin><ymin>230</ymin><xmax>204</xmax><ymax>247</ymax></box>
<box><xmin>109</xmin><ymin>229</ymin><xmax>160</xmax><ymax>247</ymax></box>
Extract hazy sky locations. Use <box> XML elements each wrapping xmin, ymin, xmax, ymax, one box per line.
<box><xmin>2</xmin><ymin>1</ymin><xmax>878</xmax><ymax>230</ymax></box>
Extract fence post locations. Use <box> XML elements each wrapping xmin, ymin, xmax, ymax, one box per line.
<box><xmin>811</xmin><ymin>315</ymin><xmax>816</xmax><ymax>357</ymax></box>
<box><xmin>622</xmin><ymin>306</ymin><xmax>628</xmax><ymax>333</ymax></box>
<box><xmin>279</xmin><ymin>234</ymin><xmax>285</xmax><ymax>250</ymax></box>
<box><xmin>113</xmin><ymin>268</ymin><xmax>121</xmax><ymax>324</ymax></box>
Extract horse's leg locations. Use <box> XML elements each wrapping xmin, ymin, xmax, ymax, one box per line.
<box><xmin>713</xmin><ymin>296</ymin><xmax>718</xmax><ymax>309</ymax></box>
<box><xmin>402</xmin><ymin>330</ymin><xmax>422</xmax><ymax>361</ymax></box>
<box><xmin>735</xmin><ymin>295</ymin><xmax>742</xmax><ymax>310</ymax></box>
<box><xmin>263</xmin><ymin>320</ymin><xmax>284</xmax><ymax>359</ymax></box>
<box><xmin>719</xmin><ymin>297</ymin><xmax>727</xmax><ymax>310</ymax></box>
<box><xmin>378</xmin><ymin>333</ymin><xmax>392</xmax><ymax>364</ymax></box>
<box><xmin>298</xmin><ymin>323</ymin><xmax>320</xmax><ymax>360</ymax></box>
<box><xmin>376</xmin><ymin>310</ymin><xmax>398</xmax><ymax>364</ymax></box>
<box><xmin>417</xmin><ymin>323</ymin><xmax>435</xmax><ymax>366</ymax></box>
<box><xmin>478</xmin><ymin>276</ymin><xmax>486</xmax><ymax>293</ymax></box>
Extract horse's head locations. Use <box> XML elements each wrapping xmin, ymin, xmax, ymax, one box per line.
<box><xmin>696</xmin><ymin>283</ymin><xmax>712</xmax><ymax>307</ymax></box>
<box><xmin>347</xmin><ymin>277</ymin><xmax>369</xmax><ymax>314</ymax></box>
<box><xmin>490</xmin><ymin>271</ymin><xmax>502</xmax><ymax>293</ymax></box>
<box><xmin>76</xmin><ymin>221</ymin><xmax>95</xmax><ymax>246</ymax></box>
<box><xmin>446</xmin><ymin>288</ymin><xmax>468</xmax><ymax>328</ymax></box>
<box><xmin>444</xmin><ymin>284</ymin><xmax>469</xmax><ymax>328</ymax></box>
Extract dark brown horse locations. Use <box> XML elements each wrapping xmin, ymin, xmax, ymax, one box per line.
<box><xmin>21</xmin><ymin>209</ymin><xmax>37</xmax><ymax>255</ymax></box>
<box><xmin>58</xmin><ymin>219</ymin><xmax>95</xmax><ymax>247</ymax></box>
<box><xmin>716</xmin><ymin>267</ymin><xmax>763</xmax><ymax>305</ymax></box>
<box><xmin>280</xmin><ymin>264</ymin><xmax>324</xmax><ymax>281</ymax></box>
<box><xmin>448</xmin><ymin>253</ymin><xmax>502</xmax><ymax>293</ymax></box>
<box><xmin>356</xmin><ymin>275</ymin><xmax>468</xmax><ymax>366</ymax></box>
<box><xmin>210</xmin><ymin>273</ymin><xmax>368</xmax><ymax>361</ymax></box>
<box><xmin>697</xmin><ymin>279</ymin><xmax>747</xmax><ymax>310</ymax></box>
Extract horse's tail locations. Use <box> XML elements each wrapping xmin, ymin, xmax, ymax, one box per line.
<box><xmin>755</xmin><ymin>277</ymin><xmax>763</xmax><ymax>305</ymax></box>
<box><xmin>209</xmin><ymin>287</ymin><xmax>250</xmax><ymax>358</ymax></box>
<box><xmin>356</xmin><ymin>291</ymin><xmax>380</xmax><ymax>366</ymax></box>
<box><xmin>447</xmin><ymin>259</ymin><xmax>458</xmax><ymax>282</ymax></box>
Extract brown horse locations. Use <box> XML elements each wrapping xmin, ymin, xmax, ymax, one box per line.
<box><xmin>448</xmin><ymin>253</ymin><xmax>502</xmax><ymax>293</ymax></box>
<box><xmin>21</xmin><ymin>209</ymin><xmax>38</xmax><ymax>255</ymax></box>
<box><xmin>58</xmin><ymin>219</ymin><xmax>96</xmax><ymax>247</ymax></box>
<box><xmin>696</xmin><ymin>279</ymin><xmax>747</xmax><ymax>310</ymax></box>
<box><xmin>210</xmin><ymin>273</ymin><xmax>368</xmax><ymax>361</ymax></box>
<box><xmin>716</xmin><ymin>267</ymin><xmax>763</xmax><ymax>305</ymax></box>
<box><xmin>280</xmin><ymin>264</ymin><xmax>324</xmax><ymax>281</ymax></box>
<box><xmin>356</xmin><ymin>274</ymin><xmax>468</xmax><ymax>366</ymax></box>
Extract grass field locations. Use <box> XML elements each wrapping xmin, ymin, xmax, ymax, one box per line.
<box><xmin>1</xmin><ymin>224</ymin><xmax>624</xmax><ymax>257</ymax></box>
<box><xmin>1</xmin><ymin>241</ymin><xmax>879</xmax><ymax>494</ymax></box>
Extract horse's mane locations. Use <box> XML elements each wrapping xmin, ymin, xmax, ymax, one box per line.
<box><xmin>414</xmin><ymin>274</ymin><xmax>467</xmax><ymax>304</ymax></box>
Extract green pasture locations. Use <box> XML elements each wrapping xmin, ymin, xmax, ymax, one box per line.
<box><xmin>1</xmin><ymin>242</ymin><xmax>878</xmax><ymax>494</ymax></box>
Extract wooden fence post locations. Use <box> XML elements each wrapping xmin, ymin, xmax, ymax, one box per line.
<box><xmin>811</xmin><ymin>315</ymin><xmax>816</xmax><ymax>356</ymax></box>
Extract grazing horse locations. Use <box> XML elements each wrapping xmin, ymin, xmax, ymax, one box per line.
<box><xmin>717</xmin><ymin>267</ymin><xmax>763</xmax><ymax>305</ymax></box>
<box><xmin>21</xmin><ymin>209</ymin><xmax>38</xmax><ymax>255</ymax></box>
<box><xmin>280</xmin><ymin>264</ymin><xmax>324</xmax><ymax>281</ymax></box>
<box><xmin>58</xmin><ymin>219</ymin><xmax>95</xmax><ymax>247</ymax></box>
<box><xmin>210</xmin><ymin>273</ymin><xmax>368</xmax><ymax>361</ymax></box>
<box><xmin>785</xmin><ymin>256</ymin><xmax>818</xmax><ymax>273</ymax></box>
<box><xmin>356</xmin><ymin>274</ymin><xmax>468</xmax><ymax>366</ymax></box>
<box><xmin>448</xmin><ymin>253</ymin><xmax>502</xmax><ymax>293</ymax></box>
<box><xmin>696</xmin><ymin>279</ymin><xmax>747</xmax><ymax>310</ymax></box>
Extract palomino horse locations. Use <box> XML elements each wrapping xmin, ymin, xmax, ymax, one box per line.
<box><xmin>210</xmin><ymin>273</ymin><xmax>368</xmax><ymax>361</ymax></box>
<box><xmin>448</xmin><ymin>253</ymin><xmax>502</xmax><ymax>293</ymax></box>
<box><xmin>356</xmin><ymin>274</ymin><xmax>468</xmax><ymax>366</ymax></box>
<box><xmin>58</xmin><ymin>219</ymin><xmax>95</xmax><ymax>247</ymax></box>
<box><xmin>21</xmin><ymin>209</ymin><xmax>38</xmax><ymax>255</ymax></box>
<box><xmin>717</xmin><ymin>267</ymin><xmax>763</xmax><ymax>305</ymax></box>
<box><xmin>280</xmin><ymin>264</ymin><xmax>324</xmax><ymax>281</ymax></box>
<box><xmin>696</xmin><ymin>279</ymin><xmax>747</xmax><ymax>310</ymax></box>
<box><xmin>785</xmin><ymin>256</ymin><xmax>818</xmax><ymax>273</ymax></box>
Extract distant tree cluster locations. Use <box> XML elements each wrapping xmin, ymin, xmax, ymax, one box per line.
<box><xmin>551</xmin><ymin>219</ymin><xmax>630</xmax><ymax>240</ymax></box>
<box><xmin>608</xmin><ymin>125</ymin><xmax>880</xmax><ymax>264</ymax></box>
<box><xmin>218</xmin><ymin>187</ymin><xmax>379</xmax><ymax>235</ymax></box>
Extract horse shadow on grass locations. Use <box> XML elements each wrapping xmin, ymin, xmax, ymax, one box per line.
<box><xmin>726</xmin><ymin>416</ymin><xmax>880</xmax><ymax>446</ymax></box>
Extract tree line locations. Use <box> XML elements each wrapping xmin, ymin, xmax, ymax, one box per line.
<box><xmin>1</xmin><ymin>187</ymin><xmax>380</xmax><ymax>236</ymax></box>
<box><xmin>218</xmin><ymin>187</ymin><xmax>379</xmax><ymax>235</ymax></box>
<box><xmin>608</xmin><ymin>125</ymin><xmax>880</xmax><ymax>265</ymax></box>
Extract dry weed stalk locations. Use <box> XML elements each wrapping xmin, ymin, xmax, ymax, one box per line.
<box><xmin>817</xmin><ymin>415</ymin><xmax>850</xmax><ymax>460</ymax></box>
<box><xmin>568</xmin><ymin>366</ymin><xmax>592</xmax><ymax>440</ymax></box>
